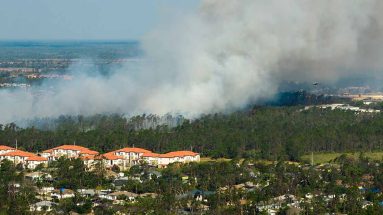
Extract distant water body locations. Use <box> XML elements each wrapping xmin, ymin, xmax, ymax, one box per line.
<box><xmin>0</xmin><ymin>40</ymin><xmax>142</xmax><ymax>60</ymax></box>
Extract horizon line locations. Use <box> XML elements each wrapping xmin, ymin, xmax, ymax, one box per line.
<box><xmin>0</xmin><ymin>39</ymin><xmax>140</xmax><ymax>43</ymax></box>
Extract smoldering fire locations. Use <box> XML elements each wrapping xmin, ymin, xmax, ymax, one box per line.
<box><xmin>1</xmin><ymin>0</ymin><xmax>383</xmax><ymax>123</ymax></box>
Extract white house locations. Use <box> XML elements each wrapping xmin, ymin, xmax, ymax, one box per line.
<box><xmin>141</xmin><ymin>152</ymin><xmax>161</xmax><ymax>166</ymax></box>
<box><xmin>0</xmin><ymin>149</ymin><xmax>47</xmax><ymax>169</ymax></box>
<box><xmin>112</xmin><ymin>147</ymin><xmax>152</xmax><ymax>165</ymax></box>
<box><xmin>3</xmin><ymin>145</ymin><xmax>200</xmax><ymax>170</ymax></box>
<box><xmin>41</xmin><ymin>145</ymin><xmax>98</xmax><ymax>160</ymax></box>
<box><xmin>25</xmin><ymin>172</ymin><xmax>52</xmax><ymax>181</ymax></box>
<box><xmin>105</xmin><ymin>191</ymin><xmax>138</xmax><ymax>201</ymax></box>
<box><xmin>157</xmin><ymin>151</ymin><xmax>200</xmax><ymax>166</ymax></box>
<box><xmin>30</xmin><ymin>201</ymin><xmax>57</xmax><ymax>212</ymax></box>
<box><xmin>111</xmin><ymin>149</ymin><xmax>201</xmax><ymax>167</ymax></box>
<box><xmin>102</xmin><ymin>152</ymin><xmax>125</xmax><ymax>168</ymax></box>
<box><xmin>51</xmin><ymin>189</ymin><xmax>75</xmax><ymax>199</ymax></box>
<box><xmin>26</xmin><ymin>156</ymin><xmax>48</xmax><ymax>169</ymax></box>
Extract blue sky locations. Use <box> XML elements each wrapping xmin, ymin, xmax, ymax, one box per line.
<box><xmin>0</xmin><ymin>0</ymin><xmax>199</xmax><ymax>40</ymax></box>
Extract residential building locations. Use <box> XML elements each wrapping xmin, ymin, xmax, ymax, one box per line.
<box><xmin>0</xmin><ymin>145</ymin><xmax>200</xmax><ymax>169</ymax></box>
<box><xmin>112</xmin><ymin>147</ymin><xmax>151</xmax><ymax>165</ymax></box>
<box><xmin>142</xmin><ymin>151</ymin><xmax>200</xmax><ymax>167</ymax></box>
<box><xmin>102</xmin><ymin>152</ymin><xmax>125</xmax><ymax>168</ymax></box>
<box><xmin>0</xmin><ymin>149</ymin><xmax>48</xmax><ymax>169</ymax></box>
<box><xmin>41</xmin><ymin>145</ymin><xmax>99</xmax><ymax>161</ymax></box>
<box><xmin>141</xmin><ymin>152</ymin><xmax>161</xmax><ymax>166</ymax></box>
<box><xmin>25</xmin><ymin>172</ymin><xmax>52</xmax><ymax>181</ymax></box>
<box><xmin>30</xmin><ymin>201</ymin><xmax>57</xmax><ymax>212</ymax></box>
<box><xmin>51</xmin><ymin>189</ymin><xmax>75</xmax><ymax>199</ymax></box>
<box><xmin>105</xmin><ymin>191</ymin><xmax>138</xmax><ymax>201</ymax></box>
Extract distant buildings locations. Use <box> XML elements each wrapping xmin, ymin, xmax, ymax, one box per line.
<box><xmin>0</xmin><ymin>146</ymin><xmax>48</xmax><ymax>169</ymax></box>
<box><xmin>103</xmin><ymin>148</ymin><xmax>200</xmax><ymax>169</ymax></box>
<box><xmin>304</xmin><ymin>104</ymin><xmax>381</xmax><ymax>113</ymax></box>
<box><xmin>0</xmin><ymin>83</ymin><xmax>31</xmax><ymax>88</ymax></box>
<box><xmin>0</xmin><ymin>144</ymin><xmax>200</xmax><ymax>170</ymax></box>
<box><xmin>41</xmin><ymin>145</ymin><xmax>98</xmax><ymax>161</ymax></box>
<box><xmin>142</xmin><ymin>151</ymin><xmax>200</xmax><ymax>167</ymax></box>
<box><xmin>30</xmin><ymin>201</ymin><xmax>57</xmax><ymax>212</ymax></box>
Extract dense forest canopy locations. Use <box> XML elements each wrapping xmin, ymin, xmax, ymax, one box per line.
<box><xmin>1</xmin><ymin>106</ymin><xmax>383</xmax><ymax>161</ymax></box>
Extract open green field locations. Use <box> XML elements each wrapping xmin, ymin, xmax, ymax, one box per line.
<box><xmin>201</xmin><ymin>152</ymin><xmax>383</xmax><ymax>165</ymax></box>
<box><xmin>200</xmin><ymin>157</ymin><xmax>298</xmax><ymax>166</ymax></box>
<box><xmin>301</xmin><ymin>152</ymin><xmax>383</xmax><ymax>164</ymax></box>
<box><xmin>200</xmin><ymin>157</ymin><xmax>233</xmax><ymax>163</ymax></box>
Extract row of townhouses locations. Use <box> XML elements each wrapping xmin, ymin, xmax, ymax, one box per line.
<box><xmin>0</xmin><ymin>145</ymin><xmax>200</xmax><ymax>170</ymax></box>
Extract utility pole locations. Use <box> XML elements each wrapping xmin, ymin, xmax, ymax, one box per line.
<box><xmin>311</xmin><ymin>152</ymin><xmax>314</xmax><ymax>166</ymax></box>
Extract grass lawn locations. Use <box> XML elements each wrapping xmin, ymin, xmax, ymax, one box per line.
<box><xmin>200</xmin><ymin>157</ymin><xmax>232</xmax><ymax>163</ymax></box>
<box><xmin>200</xmin><ymin>157</ymin><xmax>298</xmax><ymax>166</ymax></box>
<box><xmin>301</xmin><ymin>152</ymin><xmax>383</xmax><ymax>164</ymax></box>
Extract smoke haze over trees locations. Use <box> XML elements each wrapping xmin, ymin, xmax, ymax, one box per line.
<box><xmin>1</xmin><ymin>0</ymin><xmax>383</xmax><ymax>123</ymax></box>
<box><xmin>2</xmin><ymin>107</ymin><xmax>383</xmax><ymax>160</ymax></box>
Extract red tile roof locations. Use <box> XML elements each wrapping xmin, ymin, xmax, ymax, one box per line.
<box><xmin>81</xmin><ymin>149</ymin><xmax>99</xmax><ymax>155</ymax></box>
<box><xmin>27</xmin><ymin>156</ymin><xmax>47</xmax><ymax>161</ymax></box>
<box><xmin>51</xmin><ymin>145</ymin><xmax>89</xmax><ymax>151</ymax></box>
<box><xmin>0</xmin><ymin>145</ymin><xmax>15</xmax><ymax>150</ymax></box>
<box><xmin>1</xmin><ymin>145</ymin><xmax>199</xmax><ymax>162</ymax></box>
<box><xmin>115</xmin><ymin>147</ymin><xmax>152</xmax><ymax>154</ymax></box>
<box><xmin>43</xmin><ymin>145</ymin><xmax>99</xmax><ymax>155</ymax></box>
<box><xmin>102</xmin><ymin>152</ymin><xmax>124</xmax><ymax>160</ymax></box>
<box><xmin>142</xmin><ymin>152</ymin><xmax>161</xmax><ymax>157</ymax></box>
<box><xmin>1</xmin><ymin>150</ymin><xmax>37</xmax><ymax>157</ymax></box>
<box><xmin>142</xmin><ymin>151</ymin><xmax>199</xmax><ymax>158</ymax></box>
<box><xmin>160</xmin><ymin>151</ymin><xmax>199</xmax><ymax>158</ymax></box>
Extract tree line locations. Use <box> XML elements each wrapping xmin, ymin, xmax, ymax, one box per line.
<box><xmin>1</xmin><ymin>106</ymin><xmax>383</xmax><ymax>161</ymax></box>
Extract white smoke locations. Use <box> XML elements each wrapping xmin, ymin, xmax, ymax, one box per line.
<box><xmin>1</xmin><ymin>0</ymin><xmax>383</xmax><ymax>123</ymax></box>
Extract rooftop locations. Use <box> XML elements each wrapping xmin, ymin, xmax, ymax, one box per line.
<box><xmin>102</xmin><ymin>152</ymin><xmax>124</xmax><ymax>160</ymax></box>
<box><xmin>0</xmin><ymin>149</ymin><xmax>37</xmax><ymax>158</ymax></box>
<box><xmin>43</xmin><ymin>145</ymin><xmax>99</xmax><ymax>155</ymax></box>
<box><xmin>108</xmin><ymin>191</ymin><xmax>138</xmax><ymax>197</ymax></box>
<box><xmin>0</xmin><ymin>145</ymin><xmax>15</xmax><ymax>150</ymax></box>
<box><xmin>27</xmin><ymin>156</ymin><xmax>48</xmax><ymax>161</ymax></box>
<box><xmin>161</xmin><ymin>151</ymin><xmax>199</xmax><ymax>158</ymax></box>
<box><xmin>141</xmin><ymin>152</ymin><xmax>161</xmax><ymax>157</ymax></box>
<box><xmin>115</xmin><ymin>147</ymin><xmax>152</xmax><ymax>154</ymax></box>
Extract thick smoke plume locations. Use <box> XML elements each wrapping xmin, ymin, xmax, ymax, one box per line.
<box><xmin>1</xmin><ymin>0</ymin><xmax>383</xmax><ymax>123</ymax></box>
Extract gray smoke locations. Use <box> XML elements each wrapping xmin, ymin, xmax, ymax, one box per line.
<box><xmin>1</xmin><ymin>0</ymin><xmax>383</xmax><ymax>123</ymax></box>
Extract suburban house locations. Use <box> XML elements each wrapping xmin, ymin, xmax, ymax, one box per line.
<box><xmin>158</xmin><ymin>151</ymin><xmax>200</xmax><ymax>166</ymax></box>
<box><xmin>101</xmin><ymin>147</ymin><xmax>152</xmax><ymax>169</ymax></box>
<box><xmin>142</xmin><ymin>151</ymin><xmax>200</xmax><ymax>167</ymax></box>
<box><xmin>0</xmin><ymin>149</ymin><xmax>48</xmax><ymax>169</ymax></box>
<box><xmin>51</xmin><ymin>189</ymin><xmax>75</xmax><ymax>199</ymax></box>
<box><xmin>102</xmin><ymin>152</ymin><xmax>125</xmax><ymax>168</ymax></box>
<box><xmin>36</xmin><ymin>186</ymin><xmax>55</xmax><ymax>197</ymax></box>
<box><xmin>104</xmin><ymin>191</ymin><xmax>138</xmax><ymax>201</ymax></box>
<box><xmin>80</xmin><ymin>154</ymin><xmax>101</xmax><ymax>169</ymax></box>
<box><xmin>112</xmin><ymin>147</ymin><xmax>152</xmax><ymax>165</ymax></box>
<box><xmin>26</xmin><ymin>156</ymin><xmax>49</xmax><ymax>169</ymax></box>
<box><xmin>141</xmin><ymin>152</ymin><xmax>162</xmax><ymax>166</ymax></box>
<box><xmin>41</xmin><ymin>145</ymin><xmax>99</xmax><ymax>161</ymax></box>
<box><xmin>30</xmin><ymin>201</ymin><xmax>57</xmax><ymax>212</ymax></box>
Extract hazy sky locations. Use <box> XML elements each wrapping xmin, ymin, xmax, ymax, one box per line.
<box><xmin>0</xmin><ymin>0</ymin><xmax>199</xmax><ymax>40</ymax></box>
